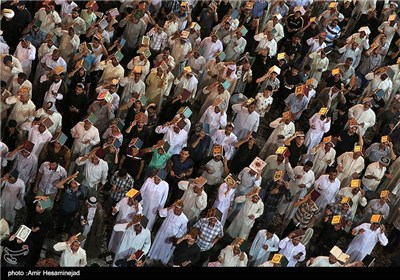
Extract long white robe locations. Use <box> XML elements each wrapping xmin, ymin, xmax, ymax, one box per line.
<box><xmin>112</xmin><ymin>224</ymin><xmax>151</xmax><ymax>266</ymax></box>
<box><xmin>211</xmin><ymin>130</ymin><xmax>237</xmax><ymax>160</ymax></box>
<box><xmin>361</xmin><ymin>162</ymin><xmax>386</xmax><ymax>192</ymax></box>
<box><xmin>22</xmin><ymin>124</ymin><xmax>52</xmax><ymax>159</ymax></box>
<box><xmin>232</xmin><ymin>104</ymin><xmax>260</xmax><ymax>141</ymax></box>
<box><xmin>226</xmin><ymin>196</ymin><xmax>264</xmax><ymax>239</ymax></box>
<box><xmin>346</xmin><ymin>223</ymin><xmax>388</xmax><ymax>262</ymax></box>
<box><xmin>309</xmin><ymin>145</ymin><xmax>336</xmax><ymax>179</ymax></box>
<box><xmin>249</xmin><ymin>230</ymin><xmax>280</xmax><ymax>267</ymax></box>
<box><xmin>199</xmin><ymin>106</ymin><xmax>227</xmax><ymax>136</ymax></box>
<box><xmin>212</xmin><ymin>183</ymin><xmax>235</xmax><ymax>227</ymax></box>
<box><xmin>336</xmin><ymin>152</ymin><xmax>365</xmax><ymax>188</ymax></box>
<box><xmin>223</xmin><ymin>35</ymin><xmax>247</xmax><ymax>62</ymax></box>
<box><xmin>140</xmin><ymin>177</ymin><xmax>169</xmax><ymax>231</ymax></box>
<box><xmin>154</xmin><ymin>125</ymin><xmax>188</xmax><ymax>156</ymax></box>
<box><xmin>304</xmin><ymin>113</ymin><xmax>331</xmax><ymax>153</ymax></box>
<box><xmin>307</xmin><ymin>256</ymin><xmax>342</xmax><ymax>267</ymax></box>
<box><xmin>179</xmin><ymin>184</ymin><xmax>207</xmax><ymax>222</ymax></box>
<box><xmin>278</xmin><ymin>237</ymin><xmax>306</xmax><ymax>267</ymax></box>
<box><xmin>108</xmin><ymin>199</ymin><xmax>143</xmax><ymax>254</ymax></box>
<box><xmin>277</xmin><ymin>166</ymin><xmax>315</xmax><ymax>219</ymax></box>
<box><xmin>313</xmin><ymin>175</ymin><xmax>341</xmax><ymax>211</ymax></box>
<box><xmin>219</xmin><ymin>245</ymin><xmax>248</xmax><ymax>267</ymax></box>
<box><xmin>348</xmin><ymin>105</ymin><xmax>376</xmax><ymax>136</ymax></box>
<box><xmin>309</xmin><ymin>52</ymin><xmax>329</xmax><ymax>81</ymax></box>
<box><xmin>147</xmin><ymin>208</ymin><xmax>188</xmax><ymax>265</ymax></box>
<box><xmin>338</xmin><ymin>187</ymin><xmax>367</xmax><ymax>219</ymax></box>
<box><xmin>260</xmin><ymin>118</ymin><xmax>295</xmax><ymax>160</ymax></box>
<box><xmin>0</xmin><ymin>178</ymin><xmax>25</xmax><ymax>231</ymax></box>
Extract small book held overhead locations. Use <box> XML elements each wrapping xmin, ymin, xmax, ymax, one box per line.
<box><xmin>75</xmin><ymin>232</ymin><xmax>86</xmax><ymax>244</ymax></box>
<box><xmin>193</xmin><ymin>176</ymin><xmax>207</xmax><ymax>188</ymax></box>
<box><xmin>273</xmin><ymin>170</ymin><xmax>284</xmax><ymax>181</ymax></box>
<box><xmin>141</xmin><ymin>35</ymin><xmax>150</xmax><ymax>46</ymax></box>
<box><xmin>308</xmin><ymin>189</ymin><xmax>320</xmax><ymax>202</ymax></box>
<box><xmin>177</xmin><ymin>106</ymin><xmax>192</xmax><ymax>119</ymax></box>
<box><xmin>224</xmin><ymin>174</ymin><xmax>239</xmax><ymax>187</ymax></box>
<box><xmin>126</xmin><ymin>188</ymin><xmax>140</xmax><ymax>199</ymax></box>
<box><xmin>249</xmin><ymin>157</ymin><xmax>266</xmax><ymax>173</ymax></box>
<box><xmin>15</xmin><ymin>225</ymin><xmax>32</xmax><ymax>242</ymax></box>
<box><xmin>108</xmin><ymin>8</ymin><xmax>119</xmax><ymax>17</ymax></box>
<box><xmin>98</xmin><ymin>18</ymin><xmax>108</xmax><ymax>30</ymax></box>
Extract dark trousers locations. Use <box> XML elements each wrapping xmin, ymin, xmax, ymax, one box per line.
<box><xmin>56</xmin><ymin>209</ymin><xmax>77</xmax><ymax>235</ymax></box>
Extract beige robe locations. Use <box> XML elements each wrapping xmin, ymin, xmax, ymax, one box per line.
<box><xmin>336</xmin><ymin>152</ymin><xmax>365</xmax><ymax>188</ymax></box>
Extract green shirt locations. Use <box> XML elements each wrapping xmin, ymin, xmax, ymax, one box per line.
<box><xmin>148</xmin><ymin>149</ymin><xmax>172</xmax><ymax>170</ymax></box>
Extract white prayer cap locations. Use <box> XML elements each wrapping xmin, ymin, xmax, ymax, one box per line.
<box><xmin>227</xmin><ymin>64</ymin><xmax>236</xmax><ymax>71</ymax></box>
<box><xmin>390</xmin><ymin>2</ymin><xmax>398</xmax><ymax>7</ymax></box>
<box><xmin>358</xmin><ymin>26</ymin><xmax>371</xmax><ymax>35</ymax></box>
<box><xmin>273</xmin><ymin>13</ymin><xmax>282</xmax><ymax>20</ymax></box>
<box><xmin>2</xmin><ymin>8</ymin><xmax>15</xmax><ymax>19</ymax></box>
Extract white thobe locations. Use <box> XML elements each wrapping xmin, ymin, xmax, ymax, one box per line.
<box><xmin>338</xmin><ymin>187</ymin><xmax>367</xmax><ymax>219</ymax></box>
<box><xmin>304</xmin><ymin>113</ymin><xmax>331</xmax><ymax>152</ymax></box>
<box><xmin>108</xmin><ymin>199</ymin><xmax>143</xmax><ymax>254</ymax></box>
<box><xmin>223</xmin><ymin>35</ymin><xmax>247</xmax><ymax>61</ymax></box>
<box><xmin>53</xmin><ymin>242</ymin><xmax>87</xmax><ymax>267</ymax></box>
<box><xmin>140</xmin><ymin>177</ymin><xmax>169</xmax><ymax>231</ymax></box>
<box><xmin>348</xmin><ymin>105</ymin><xmax>376</xmax><ymax>136</ymax></box>
<box><xmin>362</xmin><ymin>162</ymin><xmax>386</xmax><ymax>192</ymax></box>
<box><xmin>226</xmin><ymin>196</ymin><xmax>264</xmax><ymax>239</ymax></box>
<box><xmin>22</xmin><ymin>124</ymin><xmax>52</xmax><ymax>158</ymax></box>
<box><xmin>253</xmin><ymin>34</ymin><xmax>277</xmax><ymax>57</ymax></box>
<box><xmin>34</xmin><ymin>109</ymin><xmax>62</xmax><ymax>136</ymax></box>
<box><xmin>7</xmin><ymin>152</ymin><xmax>37</xmax><ymax>185</ymax></box>
<box><xmin>119</xmin><ymin>78</ymin><xmax>146</xmax><ymax>104</ymax></box>
<box><xmin>232</xmin><ymin>104</ymin><xmax>260</xmax><ymax>141</ymax></box>
<box><xmin>211</xmin><ymin>130</ymin><xmax>237</xmax><ymax>160</ymax></box>
<box><xmin>346</xmin><ymin>223</ymin><xmax>388</xmax><ymax>262</ymax></box>
<box><xmin>98</xmin><ymin>61</ymin><xmax>125</xmax><ymax>84</ymax></box>
<box><xmin>212</xmin><ymin>183</ymin><xmax>235</xmax><ymax>226</ymax></box>
<box><xmin>278</xmin><ymin>237</ymin><xmax>306</xmax><ymax>267</ymax></box>
<box><xmin>199</xmin><ymin>106</ymin><xmax>227</xmax><ymax>136</ymax></box>
<box><xmin>219</xmin><ymin>246</ymin><xmax>248</xmax><ymax>267</ymax></box>
<box><xmin>262</xmin><ymin>155</ymin><xmax>294</xmax><ymax>183</ymax></box>
<box><xmin>309</xmin><ymin>52</ymin><xmax>329</xmax><ymax>81</ymax></box>
<box><xmin>155</xmin><ymin>125</ymin><xmax>188</xmax><ymax>155</ymax></box>
<box><xmin>113</xmin><ymin>225</ymin><xmax>151</xmax><ymax>266</ymax></box>
<box><xmin>7</xmin><ymin>100</ymin><xmax>36</xmax><ymax>128</ymax></box>
<box><xmin>14</xmin><ymin>43</ymin><xmax>36</xmax><ymax>76</ymax></box>
<box><xmin>249</xmin><ymin>230</ymin><xmax>280</xmax><ymax>267</ymax></box>
<box><xmin>313</xmin><ymin>175</ymin><xmax>341</xmax><ymax>211</ymax></box>
<box><xmin>265</xmin><ymin>20</ymin><xmax>284</xmax><ymax>42</ymax></box>
<box><xmin>336</xmin><ymin>152</ymin><xmax>365</xmax><ymax>188</ymax></box>
<box><xmin>199</xmin><ymin>37</ymin><xmax>223</xmax><ymax>62</ymax></box>
<box><xmin>147</xmin><ymin>208</ymin><xmax>188</xmax><ymax>265</ymax></box>
<box><xmin>70</xmin><ymin>122</ymin><xmax>100</xmax><ymax>157</ymax></box>
<box><xmin>278</xmin><ymin>166</ymin><xmax>315</xmax><ymax>219</ymax></box>
<box><xmin>0</xmin><ymin>178</ymin><xmax>25</xmax><ymax>229</ymax></box>
<box><xmin>260</xmin><ymin>118</ymin><xmax>295</xmax><ymax>159</ymax></box>
<box><xmin>35</xmin><ymin>8</ymin><xmax>62</xmax><ymax>34</ymax></box>
<box><xmin>309</xmin><ymin>145</ymin><xmax>336</xmax><ymax>179</ymax></box>
<box><xmin>308</xmin><ymin>256</ymin><xmax>341</xmax><ymax>267</ymax></box>
<box><xmin>180</xmin><ymin>184</ymin><xmax>208</xmax><ymax>222</ymax></box>
<box><xmin>76</xmin><ymin>158</ymin><xmax>108</xmax><ymax>189</ymax></box>
<box><xmin>173</xmin><ymin>75</ymin><xmax>198</xmax><ymax>99</ymax></box>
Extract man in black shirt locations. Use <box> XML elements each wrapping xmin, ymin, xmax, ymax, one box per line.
<box><xmin>172</xmin><ymin>229</ymin><xmax>201</xmax><ymax>267</ymax></box>
<box><xmin>334</xmin><ymin>126</ymin><xmax>362</xmax><ymax>158</ymax></box>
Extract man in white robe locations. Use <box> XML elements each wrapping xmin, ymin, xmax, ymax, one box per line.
<box><xmin>306</xmin><ymin>254</ymin><xmax>342</xmax><ymax>267</ymax></box>
<box><xmin>277</xmin><ymin>162</ymin><xmax>315</xmax><ymax>220</ymax></box>
<box><xmin>308</xmin><ymin>139</ymin><xmax>336</xmax><ymax>179</ymax></box>
<box><xmin>14</xmin><ymin>40</ymin><xmax>36</xmax><ymax>77</ymax></box>
<box><xmin>210</xmin><ymin>125</ymin><xmax>237</xmax><ymax>160</ymax></box>
<box><xmin>232</xmin><ymin>102</ymin><xmax>260</xmax><ymax>141</ymax></box>
<box><xmin>199</xmin><ymin>34</ymin><xmax>223</xmax><ymax>63</ymax></box>
<box><xmin>313</xmin><ymin>169</ymin><xmax>341</xmax><ymax>212</ymax></box>
<box><xmin>223</xmin><ymin>31</ymin><xmax>247</xmax><ymax>62</ymax></box>
<box><xmin>155</xmin><ymin>123</ymin><xmax>188</xmax><ymax>156</ymax></box>
<box><xmin>69</xmin><ymin>118</ymin><xmax>100</xmax><ymax>174</ymax></box>
<box><xmin>140</xmin><ymin>175</ymin><xmax>169</xmax><ymax>231</ymax></box>
<box><xmin>348</xmin><ymin>99</ymin><xmax>376</xmax><ymax>136</ymax></box>
<box><xmin>338</xmin><ymin>183</ymin><xmax>367</xmax><ymax>220</ymax></box>
<box><xmin>361</xmin><ymin>157</ymin><xmax>389</xmax><ymax>200</ymax></box>
<box><xmin>199</xmin><ymin>104</ymin><xmax>227</xmax><ymax>136</ymax></box>
<box><xmin>278</xmin><ymin>231</ymin><xmax>306</xmax><ymax>267</ymax></box>
<box><xmin>178</xmin><ymin>180</ymin><xmax>207</xmax><ymax>223</ymax></box>
<box><xmin>259</xmin><ymin>114</ymin><xmax>295</xmax><ymax>159</ymax></box>
<box><xmin>21</xmin><ymin>121</ymin><xmax>52</xmax><ymax>159</ymax></box>
<box><xmin>226</xmin><ymin>189</ymin><xmax>264</xmax><ymax>240</ymax></box>
<box><xmin>346</xmin><ymin>221</ymin><xmax>388</xmax><ymax>262</ymax></box>
<box><xmin>304</xmin><ymin>113</ymin><xmax>331</xmax><ymax>153</ymax></box>
<box><xmin>218</xmin><ymin>243</ymin><xmax>248</xmax><ymax>267</ymax></box>
<box><xmin>147</xmin><ymin>201</ymin><xmax>188</xmax><ymax>265</ymax></box>
<box><xmin>113</xmin><ymin>214</ymin><xmax>152</xmax><ymax>266</ymax></box>
<box><xmin>248</xmin><ymin>226</ymin><xmax>280</xmax><ymax>267</ymax></box>
<box><xmin>336</xmin><ymin>149</ymin><xmax>365</xmax><ymax>189</ymax></box>
<box><xmin>108</xmin><ymin>197</ymin><xmax>143</xmax><ymax>254</ymax></box>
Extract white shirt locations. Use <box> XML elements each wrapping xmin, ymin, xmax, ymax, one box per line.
<box><xmin>53</xmin><ymin>242</ymin><xmax>87</xmax><ymax>267</ymax></box>
<box><xmin>211</xmin><ymin>130</ymin><xmax>238</xmax><ymax>160</ymax></box>
<box><xmin>199</xmin><ymin>106</ymin><xmax>227</xmax><ymax>136</ymax></box>
<box><xmin>76</xmin><ymin>158</ymin><xmax>108</xmax><ymax>189</ymax></box>
<box><xmin>362</xmin><ymin>162</ymin><xmax>386</xmax><ymax>192</ymax></box>
<box><xmin>155</xmin><ymin>125</ymin><xmax>188</xmax><ymax>155</ymax></box>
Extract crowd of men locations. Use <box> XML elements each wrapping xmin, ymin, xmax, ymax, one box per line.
<box><xmin>0</xmin><ymin>0</ymin><xmax>400</xmax><ymax>268</ymax></box>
